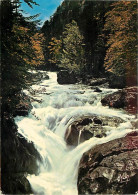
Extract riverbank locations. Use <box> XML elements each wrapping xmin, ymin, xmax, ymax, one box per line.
<box><xmin>1</xmin><ymin>70</ymin><xmax>49</xmax><ymax>194</ymax></box>
<box><xmin>57</xmin><ymin>70</ymin><xmax>137</xmax><ymax>89</ymax></box>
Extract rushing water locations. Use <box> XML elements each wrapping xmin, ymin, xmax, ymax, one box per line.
<box><xmin>15</xmin><ymin>71</ymin><xmax>135</xmax><ymax>195</ymax></box>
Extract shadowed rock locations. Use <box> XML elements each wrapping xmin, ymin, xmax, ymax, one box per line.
<box><xmin>57</xmin><ymin>70</ymin><xmax>77</xmax><ymax>84</ymax></box>
<box><xmin>1</xmin><ymin>113</ymin><xmax>41</xmax><ymax>194</ymax></box>
<box><xmin>101</xmin><ymin>87</ymin><xmax>138</xmax><ymax>114</ymax></box>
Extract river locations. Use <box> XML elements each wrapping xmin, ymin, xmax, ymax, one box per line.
<box><xmin>15</xmin><ymin>71</ymin><xmax>134</xmax><ymax>195</ymax></box>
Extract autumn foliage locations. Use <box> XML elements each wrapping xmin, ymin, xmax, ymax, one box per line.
<box><xmin>1</xmin><ymin>0</ymin><xmax>45</xmax><ymax>113</ymax></box>
<box><xmin>31</xmin><ymin>33</ymin><xmax>45</xmax><ymax>66</ymax></box>
<box><xmin>48</xmin><ymin>37</ymin><xmax>62</xmax><ymax>64</ymax></box>
<box><xmin>11</xmin><ymin>25</ymin><xmax>45</xmax><ymax>67</ymax></box>
<box><xmin>104</xmin><ymin>1</ymin><xmax>137</xmax><ymax>76</ymax></box>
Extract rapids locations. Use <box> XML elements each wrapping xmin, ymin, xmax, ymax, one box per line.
<box><xmin>15</xmin><ymin>71</ymin><xmax>135</xmax><ymax>195</ymax></box>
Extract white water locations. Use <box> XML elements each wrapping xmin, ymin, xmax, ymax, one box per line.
<box><xmin>15</xmin><ymin>71</ymin><xmax>135</xmax><ymax>195</ymax></box>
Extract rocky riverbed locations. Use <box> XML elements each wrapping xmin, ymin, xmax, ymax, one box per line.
<box><xmin>2</xmin><ymin>70</ymin><xmax>137</xmax><ymax>194</ymax></box>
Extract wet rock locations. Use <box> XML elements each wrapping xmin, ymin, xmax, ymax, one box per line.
<box><xmin>57</xmin><ymin>70</ymin><xmax>77</xmax><ymax>84</ymax></box>
<box><xmin>30</xmin><ymin>87</ymin><xmax>47</xmax><ymax>95</ymax></box>
<box><xmin>13</xmin><ymin>93</ymin><xmax>32</xmax><ymax>117</ymax></box>
<box><xmin>101</xmin><ymin>90</ymin><xmax>125</xmax><ymax>108</ymax></box>
<box><xmin>131</xmin><ymin>119</ymin><xmax>138</xmax><ymax>129</ymax></box>
<box><xmin>2</xmin><ymin>174</ymin><xmax>33</xmax><ymax>194</ymax></box>
<box><xmin>1</xmin><ymin>114</ymin><xmax>41</xmax><ymax>194</ymax></box>
<box><xmin>26</xmin><ymin>71</ymin><xmax>49</xmax><ymax>86</ymax></box>
<box><xmin>1</xmin><ymin>71</ymin><xmax>48</xmax><ymax>194</ymax></box>
<box><xmin>93</xmin><ymin>118</ymin><xmax>102</xmax><ymax>125</ymax></box>
<box><xmin>101</xmin><ymin>87</ymin><xmax>138</xmax><ymax>114</ymax></box>
<box><xmin>90</xmin><ymin>78</ymin><xmax>107</xmax><ymax>86</ymax></box>
<box><xmin>65</xmin><ymin>116</ymin><xmax>124</xmax><ymax>146</ymax></box>
<box><xmin>79</xmin><ymin>118</ymin><xmax>92</xmax><ymax>126</ymax></box>
<box><xmin>94</xmin><ymin>87</ymin><xmax>102</xmax><ymax>92</ymax></box>
<box><xmin>78</xmin><ymin>132</ymin><xmax>138</xmax><ymax>194</ymax></box>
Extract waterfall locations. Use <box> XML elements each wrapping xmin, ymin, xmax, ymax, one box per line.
<box><xmin>15</xmin><ymin>71</ymin><xmax>134</xmax><ymax>195</ymax></box>
<box><xmin>78</xmin><ymin>130</ymin><xmax>82</xmax><ymax>145</ymax></box>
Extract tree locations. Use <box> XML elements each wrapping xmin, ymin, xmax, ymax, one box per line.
<box><xmin>41</xmin><ymin>1</ymin><xmax>111</xmax><ymax>76</ymax></box>
<box><xmin>31</xmin><ymin>32</ymin><xmax>45</xmax><ymax>67</ymax></box>
<box><xmin>59</xmin><ymin>20</ymin><xmax>86</xmax><ymax>75</ymax></box>
<box><xmin>1</xmin><ymin>0</ymin><xmax>39</xmax><ymax>113</ymax></box>
<box><xmin>48</xmin><ymin>37</ymin><xmax>62</xmax><ymax>65</ymax></box>
<box><xmin>104</xmin><ymin>1</ymin><xmax>137</xmax><ymax>76</ymax></box>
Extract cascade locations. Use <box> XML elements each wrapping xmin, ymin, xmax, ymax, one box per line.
<box><xmin>15</xmin><ymin>71</ymin><xmax>134</xmax><ymax>195</ymax></box>
<box><xmin>78</xmin><ymin>130</ymin><xmax>82</xmax><ymax>145</ymax></box>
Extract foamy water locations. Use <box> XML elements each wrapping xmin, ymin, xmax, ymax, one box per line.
<box><xmin>15</xmin><ymin>71</ymin><xmax>135</xmax><ymax>195</ymax></box>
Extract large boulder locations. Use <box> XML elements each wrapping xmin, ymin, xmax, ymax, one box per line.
<box><xmin>101</xmin><ymin>87</ymin><xmax>138</xmax><ymax>114</ymax></box>
<box><xmin>65</xmin><ymin>116</ymin><xmax>124</xmax><ymax>146</ymax></box>
<box><xmin>78</xmin><ymin>131</ymin><xmax>138</xmax><ymax>194</ymax></box>
<box><xmin>57</xmin><ymin>70</ymin><xmax>77</xmax><ymax>84</ymax></box>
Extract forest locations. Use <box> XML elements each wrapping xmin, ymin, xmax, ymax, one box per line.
<box><xmin>1</xmin><ymin>0</ymin><xmax>137</xmax><ymax>114</ymax></box>
<box><xmin>1</xmin><ymin>0</ymin><xmax>138</xmax><ymax>194</ymax></box>
<box><xmin>41</xmin><ymin>1</ymin><xmax>137</xmax><ymax>77</ymax></box>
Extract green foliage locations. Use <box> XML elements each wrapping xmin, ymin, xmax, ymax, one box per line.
<box><xmin>104</xmin><ymin>1</ymin><xmax>137</xmax><ymax>76</ymax></box>
<box><xmin>59</xmin><ymin>20</ymin><xmax>86</xmax><ymax>74</ymax></box>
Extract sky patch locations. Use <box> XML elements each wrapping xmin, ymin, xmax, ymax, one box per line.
<box><xmin>20</xmin><ymin>0</ymin><xmax>64</xmax><ymax>26</ymax></box>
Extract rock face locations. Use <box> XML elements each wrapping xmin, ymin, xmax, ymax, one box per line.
<box><xmin>78</xmin><ymin>131</ymin><xmax>138</xmax><ymax>194</ymax></box>
<box><xmin>1</xmin><ymin>70</ymin><xmax>49</xmax><ymax>194</ymax></box>
<box><xmin>65</xmin><ymin>116</ymin><xmax>124</xmax><ymax>146</ymax></box>
<box><xmin>13</xmin><ymin>93</ymin><xmax>33</xmax><ymax>116</ymax></box>
<box><xmin>2</xmin><ymin>174</ymin><xmax>32</xmax><ymax>194</ymax></box>
<box><xmin>1</xmin><ymin>113</ymin><xmax>41</xmax><ymax>194</ymax></box>
<box><xmin>101</xmin><ymin>87</ymin><xmax>138</xmax><ymax>114</ymax></box>
<box><xmin>108</xmin><ymin>75</ymin><xmax>126</xmax><ymax>88</ymax></box>
<box><xmin>57</xmin><ymin>70</ymin><xmax>77</xmax><ymax>84</ymax></box>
